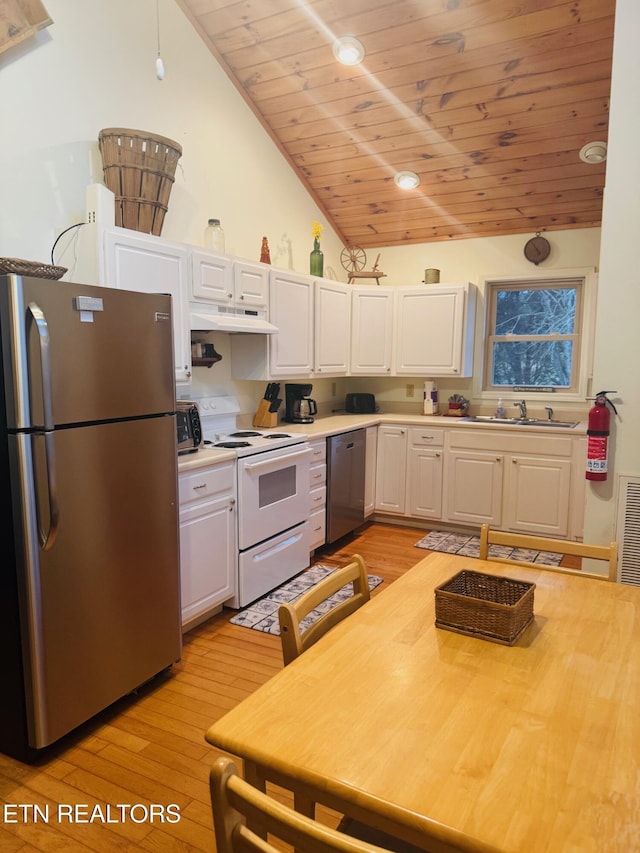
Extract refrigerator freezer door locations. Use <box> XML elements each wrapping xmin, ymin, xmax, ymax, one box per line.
<box><xmin>0</xmin><ymin>275</ymin><xmax>175</xmax><ymax>430</ymax></box>
<box><xmin>12</xmin><ymin>414</ymin><xmax>181</xmax><ymax>749</ymax></box>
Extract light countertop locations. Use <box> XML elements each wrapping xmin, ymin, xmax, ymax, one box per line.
<box><xmin>178</xmin><ymin>412</ymin><xmax>587</xmax><ymax>473</ymax></box>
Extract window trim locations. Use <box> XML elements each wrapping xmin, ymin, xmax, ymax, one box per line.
<box><xmin>472</xmin><ymin>268</ymin><xmax>598</xmax><ymax>405</ymax></box>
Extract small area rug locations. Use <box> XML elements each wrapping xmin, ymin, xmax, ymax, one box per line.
<box><xmin>415</xmin><ymin>530</ymin><xmax>563</xmax><ymax>566</ymax></box>
<box><xmin>229</xmin><ymin>565</ymin><xmax>383</xmax><ymax>635</ymax></box>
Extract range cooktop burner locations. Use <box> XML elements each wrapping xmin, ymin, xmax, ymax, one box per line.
<box><xmin>215</xmin><ymin>441</ymin><xmax>252</xmax><ymax>449</ymax></box>
<box><xmin>264</xmin><ymin>433</ymin><xmax>292</xmax><ymax>439</ymax></box>
<box><xmin>229</xmin><ymin>431</ymin><xmax>262</xmax><ymax>437</ymax></box>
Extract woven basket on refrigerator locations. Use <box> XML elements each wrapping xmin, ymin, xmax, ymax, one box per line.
<box><xmin>98</xmin><ymin>128</ymin><xmax>182</xmax><ymax>236</ymax></box>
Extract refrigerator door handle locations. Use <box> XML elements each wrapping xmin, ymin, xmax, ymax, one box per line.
<box><xmin>27</xmin><ymin>303</ymin><xmax>59</xmax><ymax>548</ymax></box>
<box><xmin>27</xmin><ymin>302</ymin><xmax>55</xmax><ymax>431</ymax></box>
<box><xmin>33</xmin><ymin>432</ymin><xmax>59</xmax><ymax>550</ymax></box>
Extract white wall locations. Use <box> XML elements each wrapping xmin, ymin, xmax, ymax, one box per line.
<box><xmin>0</xmin><ymin>0</ymin><xmax>344</xmax><ymax>273</ymax></box>
<box><xmin>583</xmin><ymin>0</ymin><xmax>640</xmax><ymax>548</ymax></box>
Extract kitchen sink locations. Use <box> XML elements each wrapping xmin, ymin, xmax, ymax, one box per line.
<box><xmin>462</xmin><ymin>416</ymin><xmax>579</xmax><ymax>428</ymax></box>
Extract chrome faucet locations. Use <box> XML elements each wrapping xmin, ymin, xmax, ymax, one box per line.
<box><xmin>514</xmin><ymin>399</ymin><xmax>527</xmax><ymax>419</ymax></box>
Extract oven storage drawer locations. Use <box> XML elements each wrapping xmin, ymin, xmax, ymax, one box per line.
<box><xmin>234</xmin><ymin>521</ymin><xmax>310</xmax><ymax>608</ymax></box>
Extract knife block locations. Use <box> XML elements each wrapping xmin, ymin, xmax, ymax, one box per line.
<box><xmin>253</xmin><ymin>400</ymin><xmax>278</xmax><ymax>429</ymax></box>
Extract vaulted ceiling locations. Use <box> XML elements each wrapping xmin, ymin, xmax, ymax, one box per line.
<box><xmin>176</xmin><ymin>0</ymin><xmax>615</xmax><ymax>250</ymax></box>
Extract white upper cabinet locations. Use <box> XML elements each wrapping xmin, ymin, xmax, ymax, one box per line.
<box><xmin>350</xmin><ymin>286</ymin><xmax>394</xmax><ymax>375</ymax></box>
<box><xmin>393</xmin><ymin>283</ymin><xmax>477</xmax><ymax>376</ymax></box>
<box><xmin>314</xmin><ymin>279</ymin><xmax>351</xmax><ymax>376</ymax></box>
<box><xmin>102</xmin><ymin>227</ymin><xmax>192</xmax><ymax>384</ymax></box>
<box><xmin>268</xmin><ymin>269</ymin><xmax>314</xmax><ymax>376</ymax></box>
<box><xmin>191</xmin><ymin>250</ymin><xmax>268</xmax><ymax>309</ymax></box>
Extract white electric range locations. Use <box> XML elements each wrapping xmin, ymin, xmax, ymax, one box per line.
<box><xmin>193</xmin><ymin>396</ymin><xmax>312</xmax><ymax>607</ymax></box>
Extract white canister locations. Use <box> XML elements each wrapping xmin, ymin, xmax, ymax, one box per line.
<box><xmin>423</xmin><ymin>380</ymin><xmax>438</xmax><ymax>415</ymax></box>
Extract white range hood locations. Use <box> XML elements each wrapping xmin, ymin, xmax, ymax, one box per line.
<box><xmin>190</xmin><ymin>309</ymin><xmax>278</xmax><ymax>335</ymax></box>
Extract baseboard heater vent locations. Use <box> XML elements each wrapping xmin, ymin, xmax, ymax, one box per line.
<box><xmin>616</xmin><ymin>475</ymin><xmax>640</xmax><ymax>586</ymax></box>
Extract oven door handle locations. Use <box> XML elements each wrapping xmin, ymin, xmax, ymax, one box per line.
<box><xmin>242</xmin><ymin>446</ymin><xmax>312</xmax><ymax>471</ymax></box>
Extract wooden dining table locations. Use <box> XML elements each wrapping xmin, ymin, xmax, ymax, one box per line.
<box><xmin>205</xmin><ymin>552</ymin><xmax>640</xmax><ymax>852</ymax></box>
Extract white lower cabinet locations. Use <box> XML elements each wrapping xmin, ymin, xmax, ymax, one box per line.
<box><xmin>364</xmin><ymin>426</ymin><xmax>378</xmax><ymax>517</ymax></box>
<box><xmin>504</xmin><ymin>455</ymin><xmax>571</xmax><ymax>537</ymax></box>
<box><xmin>178</xmin><ymin>461</ymin><xmax>236</xmax><ymax>630</ymax></box>
<box><xmin>309</xmin><ymin>439</ymin><xmax>327</xmax><ymax>550</ymax></box>
<box><xmin>445</xmin><ymin>449</ymin><xmax>504</xmax><ymax>526</ymax></box>
<box><xmin>375</xmin><ymin>425</ymin><xmax>408</xmax><ymax>513</ymax></box>
<box><xmin>372</xmin><ymin>422</ymin><xmax>584</xmax><ymax>540</ymax></box>
<box><xmin>407</xmin><ymin>427</ymin><xmax>444</xmax><ymax>519</ymax></box>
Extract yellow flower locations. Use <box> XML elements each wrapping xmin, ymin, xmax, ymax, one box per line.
<box><xmin>311</xmin><ymin>221</ymin><xmax>324</xmax><ymax>241</ymax></box>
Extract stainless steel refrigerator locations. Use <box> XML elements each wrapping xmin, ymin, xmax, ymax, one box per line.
<box><xmin>0</xmin><ymin>274</ymin><xmax>182</xmax><ymax>760</ymax></box>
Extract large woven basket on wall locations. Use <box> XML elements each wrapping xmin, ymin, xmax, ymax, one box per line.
<box><xmin>98</xmin><ymin>128</ymin><xmax>182</xmax><ymax>236</ymax></box>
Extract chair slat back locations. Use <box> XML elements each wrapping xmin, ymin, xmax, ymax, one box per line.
<box><xmin>478</xmin><ymin>524</ymin><xmax>617</xmax><ymax>581</ymax></box>
<box><xmin>210</xmin><ymin>757</ymin><xmax>393</xmax><ymax>853</ymax></box>
<box><xmin>279</xmin><ymin>555</ymin><xmax>370</xmax><ymax>666</ymax></box>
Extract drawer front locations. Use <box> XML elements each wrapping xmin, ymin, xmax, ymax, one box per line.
<box><xmin>179</xmin><ymin>461</ymin><xmax>235</xmax><ymax>506</ymax></box>
<box><xmin>409</xmin><ymin>426</ymin><xmax>444</xmax><ymax>447</ymax></box>
<box><xmin>309</xmin><ymin>506</ymin><xmax>327</xmax><ymax>549</ymax></box>
<box><xmin>310</xmin><ymin>484</ymin><xmax>327</xmax><ymax>511</ymax></box>
<box><xmin>309</xmin><ymin>439</ymin><xmax>327</xmax><ymax>465</ymax></box>
<box><xmin>310</xmin><ymin>462</ymin><xmax>327</xmax><ymax>488</ymax></box>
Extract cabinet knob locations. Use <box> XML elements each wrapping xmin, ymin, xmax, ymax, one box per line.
<box><xmin>435</xmin><ymin>451</ymin><xmax>441</xmax><ymax>457</ymax></box>
<box><xmin>239</xmin><ymin>294</ymin><xmax>244</xmax><ymax>300</ymax></box>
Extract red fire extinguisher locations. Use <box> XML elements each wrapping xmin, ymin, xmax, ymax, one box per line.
<box><xmin>586</xmin><ymin>391</ymin><xmax>618</xmax><ymax>481</ymax></box>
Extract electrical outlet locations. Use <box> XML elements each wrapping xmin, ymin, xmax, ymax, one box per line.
<box><xmin>406</xmin><ymin>383</ymin><xmax>415</xmax><ymax>398</ymax></box>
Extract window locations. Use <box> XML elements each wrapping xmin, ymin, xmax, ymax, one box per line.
<box><xmin>483</xmin><ymin>277</ymin><xmax>586</xmax><ymax>393</ymax></box>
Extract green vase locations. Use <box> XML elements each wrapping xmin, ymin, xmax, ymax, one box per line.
<box><xmin>310</xmin><ymin>237</ymin><xmax>324</xmax><ymax>277</ymax></box>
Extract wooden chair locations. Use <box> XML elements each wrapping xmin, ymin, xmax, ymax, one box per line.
<box><xmin>209</xmin><ymin>756</ymin><xmax>395</xmax><ymax>853</ymax></box>
<box><xmin>478</xmin><ymin>524</ymin><xmax>618</xmax><ymax>581</ymax></box>
<box><xmin>278</xmin><ymin>554</ymin><xmax>371</xmax><ymax>666</ymax></box>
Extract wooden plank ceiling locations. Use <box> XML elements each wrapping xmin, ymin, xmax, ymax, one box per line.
<box><xmin>176</xmin><ymin>0</ymin><xmax>615</xmax><ymax>249</ymax></box>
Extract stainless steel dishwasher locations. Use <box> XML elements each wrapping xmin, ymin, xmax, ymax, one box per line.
<box><xmin>326</xmin><ymin>428</ymin><xmax>366</xmax><ymax>544</ymax></box>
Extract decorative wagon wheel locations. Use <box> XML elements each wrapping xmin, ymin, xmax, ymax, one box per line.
<box><xmin>340</xmin><ymin>246</ymin><xmax>367</xmax><ymax>274</ymax></box>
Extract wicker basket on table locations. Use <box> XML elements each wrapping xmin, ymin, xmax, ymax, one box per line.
<box><xmin>98</xmin><ymin>128</ymin><xmax>182</xmax><ymax>236</ymax></box>
<box><xmin>435</xmin><ymin>570</ymin><xmax>535</xmax><ymax>646</ymax></box>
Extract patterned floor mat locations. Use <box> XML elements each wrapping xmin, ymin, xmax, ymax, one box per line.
<box><xmin>415</xmin><ymin>530</ymin><xmax>563</xmax><ymax>566</ymax></box>
<box><xmin>230</xmin><ymin>564</ymin><xmax>383</xmax><ymax>635</ymax></box>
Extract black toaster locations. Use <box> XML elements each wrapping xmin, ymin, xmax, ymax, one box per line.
<box><xmin>345</xmin><ymin>393</ymin><xmax>377</xmax><ymax>414</ymax></box>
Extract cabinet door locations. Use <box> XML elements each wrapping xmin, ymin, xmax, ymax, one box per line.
<box><xmin>191</xmin><ymin>249</ymin><xmax>233</xmax><ymax>305</ymax></box>
<box><xmin>179</xmin><ymin>494</ymin><xmax>236</xmax><ymax>628</ymax></box>
<box><xmin>269</xmin><ymin>270</ymin><xmax>314</xmax><ymax>376</ymax></box>
<box><xmin>407</xmin><ymin>446</ymin><xmax>443</xmax><ymax>519</ymax></box>
<box><xmin>374</xmin><ymin>426</ymin><xmax>407</xmax><ymax>513</ymax></box>
<box><xmin>394</xmin><ymin>285</ymin><xmax>473</xmax><ymax>376</ymax></box>
<box><xmin>104</xmin><ymin>229</ymin><xmax>191</xmax><ymax>383</ymax></box>
<box><xmin>364</xmin><ymin>426</ymin><xmax>378</xmax><ymax>517</ymax></box>
<box><xmin>350</xmin><ymin>287</ymin><xmax>393</xmax><ymax>374</ymax></box>
<box><xmin>234</xmin><ymin>260</ymin><xmax>269</xmax><ymax>309</ymax></box>
<box><xmin>505</xmin><ymin>455</ymin><xmax>571</xmax><ymax>536</ymax></box>
<box><xmin>445</xmin><ymin>450</ymin><xmax>503</xmax><ymax>525</ymax></box>
<box><xmin>314</xmin><ymin>279</ymin><xmax>351</xmax><ymax>375</ymax></box>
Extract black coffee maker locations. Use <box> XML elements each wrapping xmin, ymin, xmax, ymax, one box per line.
<box><xmin>284</xmin><ymin>383</ymin><xmax>318</xmax><ymax>424</ymax></box>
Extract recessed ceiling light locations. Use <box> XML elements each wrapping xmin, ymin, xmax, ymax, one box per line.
<box><xmin>394</xmin><ymin>170</ymin><xmax>420</xmax><ymax>190</ymax></box>
<box><xmin>333</xmin><ymin>36</ymin><xmax>365</xmax><ymax>66</ymax></box>
<box><xmin>579</xmin><ymin>141</ymin><xmax>607</xmax><ymax>163</ymax></box>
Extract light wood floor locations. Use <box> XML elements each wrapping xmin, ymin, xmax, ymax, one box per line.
<box><xmin>0</xmin><ymin>521</ymin><xmax>423</xmax><ymax>853</ymax></box>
